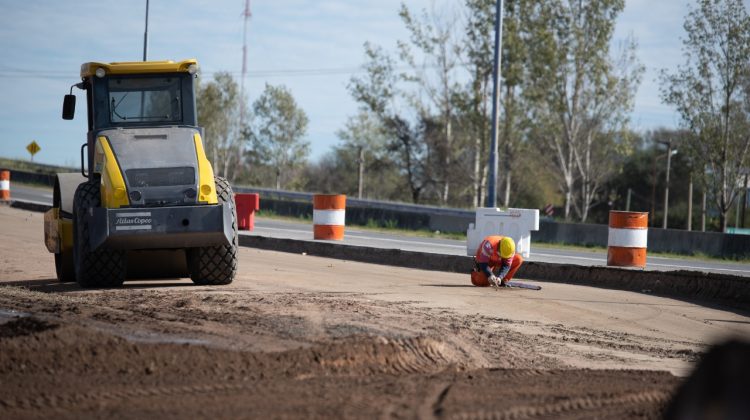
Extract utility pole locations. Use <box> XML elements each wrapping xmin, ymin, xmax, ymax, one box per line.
<box><xmin>143</xmin><ymin>0</ymin><xmax>150</xmax><ymax>61</ymax></box>
<box><xmin>701</xmin><ymin>190</ymin><xmax>706</xmax><ymax>231</ymax></box>
<box><xmin>735</xmin><ymin>194</ymin><xmax>741</xmax><ymax>228</ymax></box>
<box><xmin>625</xmin><ymin>188</ymin><xmax>632</xmax><ymax>211</ymax></box>
<box><xmin>687</xmin><ymin>170</ymin><xmax>693</xmax><ymax>232</ymax></box>
<box><xmin>357</xmin><ymin>147</ymin><xmax>365</xmax><ymax>199</ymax></box>
<box><xmin>139</xmin><ymin>0</ymin><xmax>150</xmax><ymax>118</ymax></box>
<box><xmin>650</xmin><ymin>152</ymin><xmax>658</xmax><ymax>227</ymax></box>
<box><xmin>742</xmin><ymin>171</ymin><xmax>749</xmax><ymax>228</ymax></box>
<box><xmin>486</xmin><ymin>0</ymin><xmax>503</xmax><ymax>208</ymax></box>
<box><xmin>662</xmin><ymin>143</ymin><xmax>676</xmax><ymax>229</ymax></box>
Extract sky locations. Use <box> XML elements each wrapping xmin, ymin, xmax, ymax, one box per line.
<box><xmin>0</xmin><ymin>0</ymin><xmax>698</xmax><ymax>167</ymax></box>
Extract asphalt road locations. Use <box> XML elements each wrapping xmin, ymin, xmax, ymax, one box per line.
<box><xmin>247</xmin><ymin>218</ymin><xmax>750</xmax><ymax>276</ymax></box>
<box><xmin>10</xmin><ymin>184</ymin><xmax>750</xmax><ymax>277</ymax></box>
<box><xmin>8</xmin><ymin>184</ymin><xmax>53</xmax><ymax>204</ymax></box>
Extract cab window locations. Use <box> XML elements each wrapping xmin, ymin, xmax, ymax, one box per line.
<box><xmin>107</xmin><ymin>76</ymin><xmax>182</xmax><ymax>124</ymax></box>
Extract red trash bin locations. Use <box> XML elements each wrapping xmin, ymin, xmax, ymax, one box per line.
<box><xmin>234</xmin><ymin>193</ymin><xmax>260</xmax><ymax>231</ymax></box>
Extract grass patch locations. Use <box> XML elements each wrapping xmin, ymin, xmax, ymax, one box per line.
<box><xmin>0</xmin><ymin>157</ymin><xmax>74</xmax><ymax>174</ymax></box>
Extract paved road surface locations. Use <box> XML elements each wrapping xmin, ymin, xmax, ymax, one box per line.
<box><xmin>10</xmin><ymin>184</ymin><xmax>750</xmax><ymax>277</ymax></box>
<box><xmin>8</xmin><ymin>184</ymin><xmax>53</xmax><ymax>204</ymax></box>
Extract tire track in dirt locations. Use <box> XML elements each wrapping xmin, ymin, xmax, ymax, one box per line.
<box><xmin>418</xmin><ymin>380</ymin><xmax>454</xmax><ymax>419</ymax></box>
<box><xmin>449</xmin><ymin>390</ymin><xmax>671</xmax><ymax>420</ymax></box>
<box><xmin>480</xmin><ymin>315</ymin><xmax>703</xmax><ymax>366</ymax></box>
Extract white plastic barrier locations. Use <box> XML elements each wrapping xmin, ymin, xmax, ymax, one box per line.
<box><xmin>466</xmin><ymin>208</ymin><xmax>540</xmax><ymax>258</ymax></box>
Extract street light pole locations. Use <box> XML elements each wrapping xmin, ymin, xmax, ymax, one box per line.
<box><xmin>486</xmin><ymin>0</ymin><xmax>503</xmax><ymax>208</ymax></box>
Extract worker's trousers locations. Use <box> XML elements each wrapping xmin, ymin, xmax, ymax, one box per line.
<box><xmin>470</xmin><ymin>254</ymin><xmax>524</xmax><ymax>287</ymax></box>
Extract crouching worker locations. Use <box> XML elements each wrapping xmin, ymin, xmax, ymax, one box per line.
<box><xmin>471</xmin><ymin>236</ymin><xmax>523</xmax><ymax>287</ymax></box>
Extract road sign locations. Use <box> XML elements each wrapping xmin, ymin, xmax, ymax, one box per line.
<box><xmin>543</xmin><ymin>203</ymin><xmax>554</xmax><ymax>217</ymax></box>
<box><xmin>26</xmin><ymin>141</ymin><xmax>41</xmax><ymax>161</ymax></box>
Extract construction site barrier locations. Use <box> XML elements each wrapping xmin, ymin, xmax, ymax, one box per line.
<box><xmin>313</xmin><ymin>194</ymin><xmax>346</xmax><ymax>240</ymax></box>
<box><xmin>607</xmin><ymin>211</ymin><xmax>648</xmax><ymax>268</ymax></box>
<box><xmin>0</xmin><ymin>170</ymin><xmax>10</xmax><ymax>201</ymax></box>
<box><xmin>235</xmin><ymin>193</ymin><xmax>260</xmax><ymax>231</ymax></box>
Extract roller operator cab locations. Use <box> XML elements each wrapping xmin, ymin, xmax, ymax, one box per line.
<box><xmin>44</xmin><ymin>59</ymin><xmax>238</xmax><ymax>288</ymax></box>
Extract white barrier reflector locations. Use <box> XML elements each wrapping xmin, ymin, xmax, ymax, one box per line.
<box><xmin>313</xmin><ymin>209</ymin><xmax>345</xmax><ymax>226</ymax></box>
<box><xmin>0</xmin><ymin>180</ymin><xmax>9</xmax><ymax>190</ymax></box>
<box><xmin>608</xmin><ymin>227</ymin><xmax>648</xmax><ymax>248</ymax></box>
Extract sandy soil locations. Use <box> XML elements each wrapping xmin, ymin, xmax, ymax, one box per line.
<box><xmin>1</xmin><ymin>205</ymin><xmax>748</xmax><ymax>419</ymax></box>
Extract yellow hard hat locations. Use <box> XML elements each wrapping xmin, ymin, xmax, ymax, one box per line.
<box><xmin>499</xmin><ymin>237</ymin><xmax>515</xmax><ymax>259</ymax></box>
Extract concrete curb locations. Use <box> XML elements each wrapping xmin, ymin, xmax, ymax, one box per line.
<box><xmin>7</xmin><ymin>199</ymin><xmax>749</xmax><ymax>311</ymax></box>
<box><xmin>239</xmin><ymin>235</ymin><xmax>750</xmax><ymax>311</ymax></box>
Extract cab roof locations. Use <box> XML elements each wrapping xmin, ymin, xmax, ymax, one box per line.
<box><xmin>79</xmin><ymin>59</ymin><xmax>198</xmax><ymax>79</ymax></box>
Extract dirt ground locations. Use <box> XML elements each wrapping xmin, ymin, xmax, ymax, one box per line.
<box><xmin>1</xmin><ymin>206</ymin><xmax>748</xmax><ymax>419</ymax></box>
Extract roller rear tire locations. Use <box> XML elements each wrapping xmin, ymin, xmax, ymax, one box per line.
<box><xmin>73</xmin><ymin>180</ymin><xmax>126</xmax><ymax>288</ymax></box>
<box><xmin>187</xmin><ymin>177</ymin><xmax>238</xmax><ymax>285</ymax></box>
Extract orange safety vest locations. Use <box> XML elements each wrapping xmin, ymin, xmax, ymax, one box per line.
<box><xmin>474</xmin><ymin>235</ymin><xmax>515</xmax><ymax>267</ymax></box>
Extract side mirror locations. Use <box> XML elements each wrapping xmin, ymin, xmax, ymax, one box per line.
<box><xmin>62</xmin><ymin>94</ymin><xmax>76</xmax><ymax>120</ymax></box>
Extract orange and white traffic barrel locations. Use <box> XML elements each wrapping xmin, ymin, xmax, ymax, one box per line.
<box><xmin>607</xmin><ymin>211</ymin><xmax>648</xmax><ymax>268</ymax></box>
<box><xmin>313</xmin><ymin>194</ymin><xmax>346</xmax><ymax>240</ymax></box>
<box><xmin>0</xmin><ymin>170</ymin><xmax>10</xmax><ymax>201</ymax></box>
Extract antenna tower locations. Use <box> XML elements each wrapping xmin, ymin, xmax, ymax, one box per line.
<box><xmin>240</xmin><ymin>0</ymin><xmax>251</xmax><ymax>126</ymax></box>
<box><xmin>235</xmin><ymin>0</ymin><xmax>251</xmax><ymax>178</ymax></box>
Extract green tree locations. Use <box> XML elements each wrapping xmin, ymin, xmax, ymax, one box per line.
<box><xmin>247</xmin><ymin>83</ymin><xmax>310</xmax><ymax>190</ymax></box>
<box><xmin>398</xmin><ymin>3</ymin><xmax>464</xmax><ymax>204</ymax></box>
<box><xmin>462</xmin><ymin>0</ymin><xmax>495</xmax><ymax>207</ymax></box>
<box><xmin>522</xmin><ymin>0</ymin><xmax>643</xmax><ymax>221</ymax></box>
<box><xmin>497</xmin><ymin>0</ymin><xmax>529</xmax><ymax>207</ymax></box>
<box><xmin>660</xmin><ymin>0</ymin><xmax>750</xmax><ymax>231</ymax></box>
<box><xmin>348</xmin><ymin>42</ymin><xmax>430</xmax><ymax>203</ymax></box>
<box><xmin>461</xmin><ymin>0</ymin><xmax>528</xmax><ymax>208</ymax></box>
<box><xmin>196</xmin><ymin>72</ymin><xmax>247</xmax><ymax>181</ymax></box>
<box><xmin>336</xmin><ymin>112</ymin><xmax>389</xmax><ymax>199</ymax></box>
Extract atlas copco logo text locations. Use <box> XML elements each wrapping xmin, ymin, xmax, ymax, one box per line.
<box><xmin>114</xmin><ymin>212</ymin><xmax>153</xmax><ymax>230</ymax></box>
<box><xmin>116</xmin><ymin>216</ymin><xmax>152</xmax><ymax>225</ymax></box>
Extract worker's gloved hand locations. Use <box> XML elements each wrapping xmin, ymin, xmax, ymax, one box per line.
<box><xmin>487</xmin><ymin>275</ymin><xmax>499</xmax><ymax>287</ymax></box>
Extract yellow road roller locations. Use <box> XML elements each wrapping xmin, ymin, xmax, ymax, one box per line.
<box><xmin>44</xmin><ymin>59</ymin><xmax>237</xmax><ymax>287</ymax></box>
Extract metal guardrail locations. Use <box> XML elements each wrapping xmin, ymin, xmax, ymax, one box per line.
<box><xmin>233</xmin><ymin>186</ymin><xmax>475</xmax><ymax>218</ymax></box>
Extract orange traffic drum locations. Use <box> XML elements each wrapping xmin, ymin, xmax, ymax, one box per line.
<box><xmin>313</xmin><ymin>194</ymin><xmax>346</xmax><ymax>240</ymax></box>
<box><xmin>607</xmin><ymin>211</ymin><xmax>648</xmax><ymax>268</ymax></box>
<box><xmin>0</xmin><ymin>170</ymin><xmax>10</xmax><ymax>201</ymax></box>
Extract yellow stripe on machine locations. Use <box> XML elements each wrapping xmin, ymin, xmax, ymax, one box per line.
<box><xmin>96</xmin><ymin>136</ymin><xmax>130</xmax><ymax>208</ymax></box>
<box><xmin>193</xmin><ymin>133</ymin><xmax>218</xmax><ymax>204</ymax></box>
